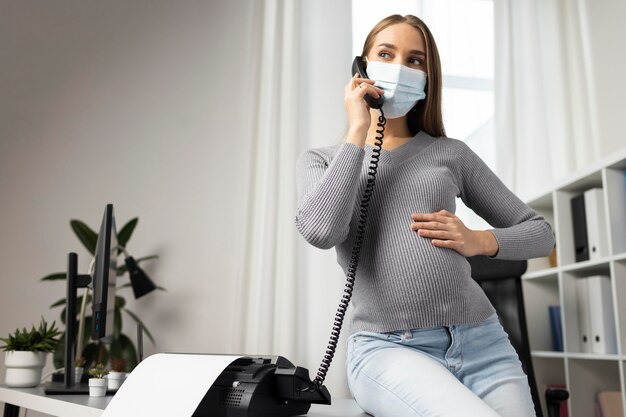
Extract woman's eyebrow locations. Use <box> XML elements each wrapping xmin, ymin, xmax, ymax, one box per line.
<box><xmin>377</xmin><ymin>43</ymin><xmax>425</xmax><ymax>56</ymax></box>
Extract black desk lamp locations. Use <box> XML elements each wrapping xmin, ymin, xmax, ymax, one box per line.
<box><xmin>124</xmin><ymin>255</ymin><xmax>157</xmax><ymax>299</ymax></box>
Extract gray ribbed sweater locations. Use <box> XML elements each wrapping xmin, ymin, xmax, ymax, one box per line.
<box><xmin>295</xmin><ymin>131</ymin><xmax>555</xmax><ymax>334</ymax></box>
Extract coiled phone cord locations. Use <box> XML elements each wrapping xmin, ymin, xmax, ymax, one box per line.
<box><xmin>311</xmin><ymin>109</ymin><xmax>386</xmax><ymax>389</ymax></box>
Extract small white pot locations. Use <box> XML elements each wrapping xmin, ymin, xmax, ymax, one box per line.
<box><xmin>4</xmin><ymin>351</ymin><xmax>47</xmax><ymax>388</ymax></box>
<box><xmin>107</xmin><ymin>371</ymin><xmax>126</xmax><ymax>390</ymax></box>
<box><xmin>89</xmin><ymin>378</ymin><xmax>108</xmax><ymax>397</ymax></box>
<box><xmin>75</xmin><ymin>367</ymin><xmax>84</xmax><ymax>383</ymax></box>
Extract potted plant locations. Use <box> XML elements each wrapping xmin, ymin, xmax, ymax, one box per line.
<box><xmin>74</xmin><ymin>356</ymin><xmax>86</xmax><ymax>383</ymax></box>
<box><xmin>41</xmin><ymin>216</ymin><xmax>161</xmax><ymax>374</ymax></box>
<box><xmin>88</xmin><ymin>363</ymin><xmax>109</xmax><ymax>397</ymax></box>
<box><xmin>107</xmin><ymin>357</ymin><xmax>127</xmax><ymax>390</ymax></box>
<box><xmin>0</xmin><ymin>318</ymin><xmax>61</xmax><ymax>387</ymax></box>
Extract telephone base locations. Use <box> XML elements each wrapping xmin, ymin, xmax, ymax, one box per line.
<box><xmin>192</xmin><ymin>355</ymin><xmax>330</xmax><ymax>417</ymax></box>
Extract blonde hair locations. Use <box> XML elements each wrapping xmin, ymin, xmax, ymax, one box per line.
<box><xmin>361</xmin><ymin>14</ymin><xmax>446</xmax><ymax>137</ymax></box>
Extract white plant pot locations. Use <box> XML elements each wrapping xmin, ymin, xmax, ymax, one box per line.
<box><xmin>75</xmin><ymin>367</ymin><xmax>84</xmax><ymax>383</ymax></box>
<box><xmin>4</xmin><ymin>351</ymin><xmax>47</xmax><ymax>388</ymax></box>
<box><xmin>107</xmin><ymin>371</ymin><xmax>126</xmax><ymax>390</ymax></box>
<box><xmin>89</xmin><ymin>378</ymin><xmax>108</xmax><ymax>397</ymax></box>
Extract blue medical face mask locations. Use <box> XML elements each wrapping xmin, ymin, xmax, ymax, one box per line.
<box><xmin>365</xmin><ymin>60</ymin><xmax>427</xmax><ymax>119</ymax></box>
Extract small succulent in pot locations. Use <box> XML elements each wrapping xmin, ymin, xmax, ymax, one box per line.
<box><xmin>88</xmin><ymin>363</ymin><xmax>109</xmax><ymax>379</ymax></box>
<box><xmin>88</xmin><ymin>363</ymin><xmax>109</xmax><ymax>397</ymax></box>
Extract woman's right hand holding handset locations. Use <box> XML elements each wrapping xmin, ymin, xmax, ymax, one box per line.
<box><xmin>344</xmin><ymin>73</ymin><xmax>384</xmax><ymax>147</ymax></box>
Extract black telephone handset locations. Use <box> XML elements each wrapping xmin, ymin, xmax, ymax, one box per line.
<box><xmin>352</xmin><ymin>56</ymin><xmax>384</xmax><ymax>109</ymax></box>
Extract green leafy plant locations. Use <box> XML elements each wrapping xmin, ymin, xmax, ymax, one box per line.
<box><xmin>0</xmin><ymin>317</ymin><xmax>61</xmax><ymax>352</ymax></box>
<box><xmin>88</xmin><ymin>363</ymin><xmax>109</xmax><ymax>379</ymax></box>
<box><xmin>41</xmin><ymin>217</ymin><xmax>162</xmax><ymax>372</ymax></box>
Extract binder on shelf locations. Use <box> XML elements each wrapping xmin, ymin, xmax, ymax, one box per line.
<box><xmin>588</xmin><ymin>275</ymin><xmax>617</xmax><ymax>354</ymax></box>
<box><xmin>576</xmin><ymin>275</ymin><xmax>617</xmax><ymax>354</ymax></box>
<box><xmin>584</xmin><ymin>188</ymin><xmax>608</xmax><ymax>260</ymax></box>
<box><xmin>571</xmin><ymin>194</ymin><xmax>589</xmax><ymax>262</ymax></box>
<box><xmin>548</xmin><ymin>305</ymin><xmax>563</xmax><ymax>352</ymax></box>
<box><xmin>576</xmin><ymin>278</ymin><xmax>593</xmax><ymax>353</ymax></box>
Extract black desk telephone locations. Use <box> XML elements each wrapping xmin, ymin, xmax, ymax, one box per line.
<box><xmin>195</xmin><ymin>57</ymin><xmax>385</xmax><ymax>417</ymax></box>
<box><xmin>193</xmin><ymin>356</ymin><xmax>330</xmax><ymax>417</ymax></box>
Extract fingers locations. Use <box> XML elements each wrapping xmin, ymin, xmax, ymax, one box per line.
<box><xmin>411</xmin><ymin>210</ymin><xmax>453</xmax><ymax>222</ymax></box>
<box><xmin>414</xmin><ymin>228</ymin><xmax>451</xmax><ymax>238</ymax></box>
<box><xmin>344</xmin><ymin>73</ymin><xmax>385</xmax><ymax>139</ymax></box>
<box><xmin>351</xmin><ymin>73</ymin><xmax>377</xmax><ymax>87</ymax></box>
<box><xmin>409</xmin><ymin>210</ymin><xmax>479</xmax><ymax>256</ymax></box>
<box><xmin>410</xmin><ymin>213</ymin><xmax>453</xmax><ymax>232</ymax></box>
<box><xmin>416</xmin><ymin>230</ymin><xmax>462</xmax><ymax>245</ymax></box>
<box><xmin>410</xmin><ymin>221</ymin><xmax>444</xmax><ymax>232</ymax></box>
<box><xmin>410</xmin><ymin>210</ymin><xmax>459</xmax><ymax>238</ymax></box>
<box><xmin>346</xmin><ymin>73</ymin><xmax>384</xmax><ymax>99</ymax></box>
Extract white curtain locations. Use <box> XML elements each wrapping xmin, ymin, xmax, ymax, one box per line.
<box><xmin>236</xmin><ymin>0</ymin><xmax>300</xmax><ymax>360</ymax></box>
<box><xmin>494</xmin><ymin>0</ymin><xmax>601</xmax><ymax>199</ymax></box>
<box><xmin>235</xmin><ymin>0</ymin><xmax>354</xmax><ymax>397</ymax></box>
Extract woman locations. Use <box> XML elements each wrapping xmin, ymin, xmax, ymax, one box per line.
<box><xmin>295</xmin><ymin>14</ymin><xmax>553</xmax><ymax>417</ymax></box>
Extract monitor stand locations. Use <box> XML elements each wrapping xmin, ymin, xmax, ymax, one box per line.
<box><xmin>44</xmin><ymin>253</ymin><xmax>91</xmax><ymax>395</ymax></box>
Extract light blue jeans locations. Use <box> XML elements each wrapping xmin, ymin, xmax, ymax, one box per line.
<box><xmin>346</xmin><ymin>314</ymin><xmax>536</xmax><ymax>417</ymax></box>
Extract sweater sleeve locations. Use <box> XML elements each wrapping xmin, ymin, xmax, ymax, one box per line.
<box><xmin>295</xmin><ymin>143</ymin><xmax>365</xmax><ymax>249</ymax></box>
<box><xmin>455</xmin><ymin>142</ymin><xmax>555</xmax><ymax>260</ymax></box>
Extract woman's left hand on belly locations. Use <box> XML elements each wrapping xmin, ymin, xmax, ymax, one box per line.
<box><xmin>410</xmin><ymin>209</ymin><xmax>499</xmax><ymax>257</ymax></box>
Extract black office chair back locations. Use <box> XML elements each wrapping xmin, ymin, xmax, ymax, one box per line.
<box><xmin>467</xmin><ymin>256</ymin><xmax>543</xmax><ymax>417</ymax></box>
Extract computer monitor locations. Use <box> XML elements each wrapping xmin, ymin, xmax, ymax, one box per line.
<box><xmin>45</xmin><ymin>203</ymin><xmax>118</xmax><ymax>394</ymax></box>
<box><xmin>92</xmin><ymin>204</ymin><xmax>117</xmax><ymax>342</ymax></box>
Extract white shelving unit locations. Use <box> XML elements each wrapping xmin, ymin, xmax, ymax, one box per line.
<box><xmin>523</xmin><ymin>148</ymin><xmax>626</xmax><ymax>416</ymax></box>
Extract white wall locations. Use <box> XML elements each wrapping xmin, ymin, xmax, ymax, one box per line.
<box><xmin>0</xmin><ymin>0</ymin><xmax>257</xmax><ymax>396</ymax></box>
<box><xmin>581</xmin><ymin>0</ymin><xmax>626</xmax><ymax>155</ymax></box>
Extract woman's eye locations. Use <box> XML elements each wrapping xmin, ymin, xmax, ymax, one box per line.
<box><xmin>409</xmin><ymin>58</ymin><xmax>422</xmax><ymax>66</ymax></box>
<box><xmin>379</xmin><ymin>52</ymin><xmax>392</xmax><ymax>59</ymax></box>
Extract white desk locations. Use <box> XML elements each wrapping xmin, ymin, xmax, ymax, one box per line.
<box><xmin>0</xmin><ymin>385</ymin><xmax>368</xmax><ymax>417</ymax></box>
<box><xmin>0</xmin><ymin>385</ymin><xmax>110</xmax><ymax>417</ymax></box>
